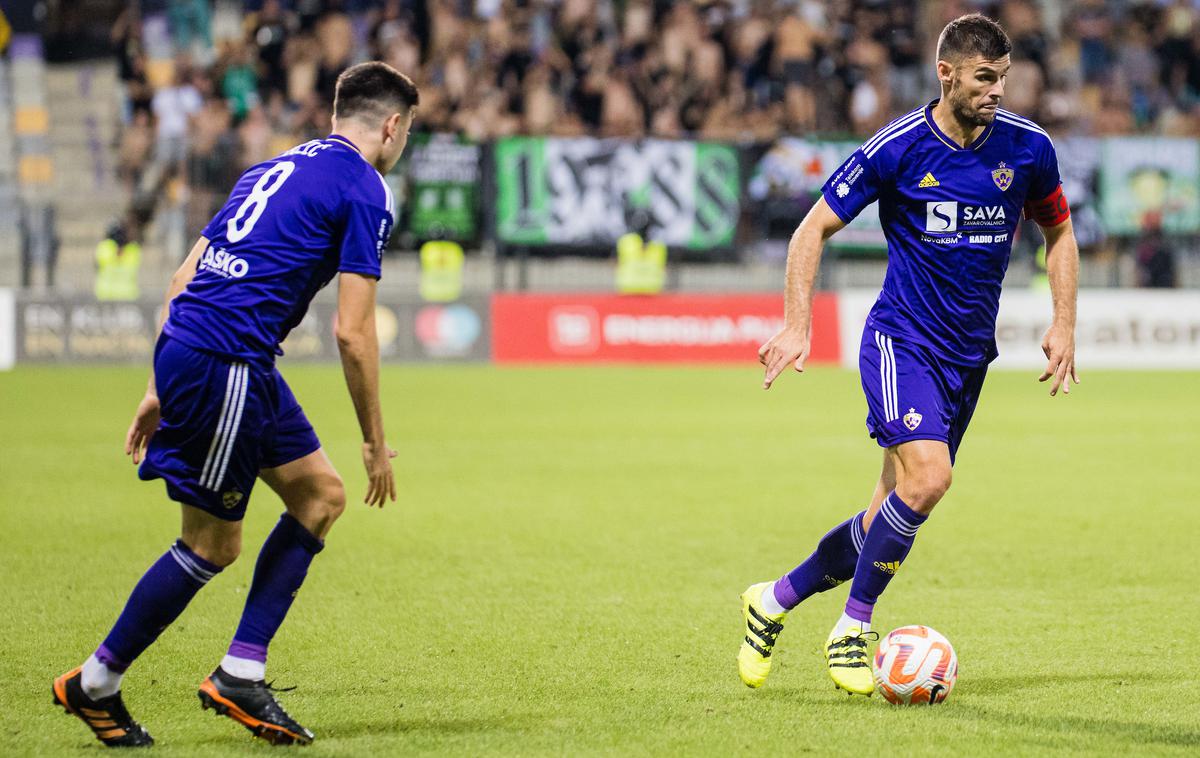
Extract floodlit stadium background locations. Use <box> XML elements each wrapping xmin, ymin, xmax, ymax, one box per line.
<box><xmin>3</xmin><ymin>4</ymin><xmax>1200</xmax><ymax>754</ymax></box>
<box><xmin>0</xmin><ymin>0</ymin><xmax>1197</xmax><ymax>369</ymax></box>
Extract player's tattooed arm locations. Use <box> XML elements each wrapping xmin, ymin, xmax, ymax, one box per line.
<box><xmin>335</xmin><ymin>272</ymin><xmax>398</xmax><ymax>507</ymax></box>
<box><xmin>125</xmin><ymin>237</ymin><xmax>205</xmax><ymax>464</ymax></box>
<box><xmin>758</xmin><ymin>197</ymin><xmax>845</xmax><ymax>389</ymax></box>
<box><xmin>1037</xmin><ymin>217</ymin><xmax>1080</xmax><ymax>397</ymax></box>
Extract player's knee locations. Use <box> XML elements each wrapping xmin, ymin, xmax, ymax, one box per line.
<box><xmin>320</xmin><ymin>475</ymin><xmax>346</xmax><ymax>521</ymax></box>
<box><xmin>905</xmin><ymin>467</ymin><xmax>952</xmax><ymax>513</ymax></box>
<box><xmin>185</xmin><ymin>534</ymin><xmax>241</xmax><ymax>568</ymax></box>
<box><xmin>296</xmin><ymin>473</ymin><xmax>345</xmax><ymax>533</ymax></box>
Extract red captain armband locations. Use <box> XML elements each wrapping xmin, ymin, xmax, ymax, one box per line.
<box><xmin>1024</xmin><ymin>184</ymin><xmax>1070</xmax><ymax>227</ymax></box>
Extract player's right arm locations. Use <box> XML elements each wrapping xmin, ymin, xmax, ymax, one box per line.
<box><xmin>758</xmin><ymin>198</ymin><xmax>845</xmax><ymax>389</ymax></box>
<box><xmin>335</xmin><ymin>272</ymin><xmax>397</xmax><ymax>507</ymax></box>
<box><xmin>125</xmin><ymin>236</ymin><xmax>206</xmax><ymax>464</ymax></box>
<box><xmin>759</xmin><ymin>134</ymin><xmax>889</xmax><ymax>389</ymax></box>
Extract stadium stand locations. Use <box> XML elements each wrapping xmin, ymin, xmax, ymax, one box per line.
<box><xmin>9</xmin><ymin>0</ymin><xmax>1200</xmax><ymax>291</ymax></box>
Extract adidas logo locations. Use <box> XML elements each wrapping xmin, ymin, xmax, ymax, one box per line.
<box><xmin>873</xmin><ymin>560</ymin><xmax>901</xmax><ymax>575</ymax></box>
<box><xmin>918</xmin><ymin>172</ymin><xmax>939</xmax><ymax>188</ymax></box>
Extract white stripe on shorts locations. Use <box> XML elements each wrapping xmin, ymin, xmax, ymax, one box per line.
<box><xmin>209</xmin><ymin>365</ymin><xmax>249</xmax><ymax>491</ymax></box>
<box><xmin>200</xmin><ymin>363</ymin><xmax>247</xmax><ymax>491</ymax></box>
<box><xmin>199</xmin><ymin>364</ymin><xmax>239</xmax><ymax>489</ymax></box>
<box><xmin>884</xmin><ymin>334</ymin><xmax>898</xmax><ymax>421</ymax></box>
<box><xmin>875</xmin><ymin>331</ymin><xmax>898</xmax><ymax>422</ymax></box>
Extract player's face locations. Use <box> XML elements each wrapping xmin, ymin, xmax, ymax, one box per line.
<box><xmin>944</xmin><ymin>55</ymin><xmax>1009</xmax><ymax>127</ymax></box>
<box><xmin>379</xmin><ymin>109</ymin><xmax>415</xmax><ymax>174</ymax></box>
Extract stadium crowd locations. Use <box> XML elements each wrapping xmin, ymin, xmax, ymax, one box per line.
<box><xmin>96</xmin><ymin>0</ymin><xmax>1200</xmax><ymax>284</ymax></box>
<box><xmin>116</xmin><ymin>0</ymin><xmax>1200</xmax><ymax>178</ymax></box>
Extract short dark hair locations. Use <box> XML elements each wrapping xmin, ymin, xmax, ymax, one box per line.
<box><xmin>937</xmin><ymin>13</ymin><xmax>1012</xmax><ymax>63</ymax></box>
<box><xmin>333</xmin><ymin>62</ymin><xmax>420</xmax><ymax>124</ymax></box>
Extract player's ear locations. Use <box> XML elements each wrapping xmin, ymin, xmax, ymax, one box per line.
<box><xmin>936</xmin><ymin>59</ymin><xmax>954</xmax><ymax>87</ymax></box>
<box><xmin>383</xmin><ymin>112</ymin><xmax>403</xmax><ymax>144</ymax></box>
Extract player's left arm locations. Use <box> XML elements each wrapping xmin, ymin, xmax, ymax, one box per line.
<box><xmin>334</xmin><ymin>173</ymin><xmax>397</xmax><ymax>507</ymax></box>
<box><xmin>1037</xmin><ymin>217</ymin><xmax>1079</xmax><ymax>396</ymax></box>
<box><xmin>125</xmin><ymin>236</ymin><xmax>206</xmax><ymax>464</ymax></box>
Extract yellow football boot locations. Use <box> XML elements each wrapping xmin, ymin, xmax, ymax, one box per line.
<box><xmin>825</xmin><ymin>624</ymin><xmax>879</xmax><ymax>696</ymax></box>
<box><xmin>737</xmin><ymin>582</ymin><xmax>787</xmax><ymax>688</ymax></box>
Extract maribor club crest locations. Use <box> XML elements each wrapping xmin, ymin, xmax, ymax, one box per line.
<box><xmin>903</xmin><ymin>408</ymin><xmax>923</xmax><ymax>431</ymax></box>
<box><xmin>991</xmin><ymin>162</ymin><xmax>1014</xmax><ymax>191</ymax></box>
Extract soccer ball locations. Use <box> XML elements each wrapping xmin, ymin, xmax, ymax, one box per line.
<box><xmin>872</xmin><ymin>625</ymin><xmax>958</xmax><ymax>705</ymax></box>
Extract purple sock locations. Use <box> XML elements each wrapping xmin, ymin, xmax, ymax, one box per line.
<box><xmin>96</xmin><ymin>540</ymin><xmax>222</xmax><ymax>672</ymax></box>
<box><xmin>773</xmin><ymin>511</ymin><xmax>866</xmax><ymax>610</ymax></box>
<box><xmin>845</xmin><ymin>492</ymin><xmax>926</xmax><ymax>623</ymax></box>
<box><xmin>228</xmin><ymin>514</ymin><xmax>324</xmax><ymax>664</ymax></box>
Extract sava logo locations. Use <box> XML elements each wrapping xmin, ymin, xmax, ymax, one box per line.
<box><xmin>963</xmin><ymin>205</ymin><xmax>1007</xmax><ymax>226</ymax></box>
<box><xmin>926</xmin><ymin>201</ymin><xmax>958</xmax><ymax>232</ymax></box>
<box><xmin>200</xmin><ymin>246</ymin><xmax>249</xmax><ymax>278</ymax></box>
<box><xmin>926</xmin><ymin>201</ymin><xmax>1008</xmax><ymax>232</ymax></box>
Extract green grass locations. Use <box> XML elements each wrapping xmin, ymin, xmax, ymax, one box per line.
<box><xmin>1</xmin><ymin>364</ymin><xmax>1197</xmax><ymax>756</ymax></box>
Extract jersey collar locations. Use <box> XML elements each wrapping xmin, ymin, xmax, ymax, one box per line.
<box><xmin>327</xmin><ymin>134</ymin><xmax>362</xmax><ymax>154</ymax></box>
<box><xmin>923</xmin><ymin>99</ymin><xmax>994</xmax><ymax>152</ymax></box>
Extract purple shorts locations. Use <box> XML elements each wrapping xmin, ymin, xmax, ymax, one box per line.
<box><xmin>138</xmin><ymin>335</ymin><xmax>321</xmax><ymax>520</ymax></box>
<box><xmin>859</xmin><ymin>327</ymin><xmax>988</xmax><ymax>464</ymax></box>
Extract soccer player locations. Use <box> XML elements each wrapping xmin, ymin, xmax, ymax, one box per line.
<box><xmin>52</xmin><ymin>62</ymin><xmax>418</xmax><ymax>746</ymax></box>
<box><xmin>739</xmin><ymin>14</ymin><xmax>1079</xmax><ymax>696</ymax></box>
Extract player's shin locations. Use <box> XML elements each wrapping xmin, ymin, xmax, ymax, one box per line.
<box><xmin>222</xmin><ymin>514</ymin><xmax>323</xmax><ymax>680</ymax></box>
<box><xmin>840</xmin><ymin>493</ymin><xmax>926</xmax><ymax>631</ymax></box>
<box><xmin>84</xmin><ymin>540</ymin><xmax>223</xmax><ymax>698</ymax></box>
<box><xmin>768</xmin><ymin>510</ymin><xmax>866</xmax><ymax>614</ymax></box>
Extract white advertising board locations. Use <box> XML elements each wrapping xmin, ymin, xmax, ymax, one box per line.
<box><xmin>838</xmin><ymin>289</ymin><xmax>1200</xmax><ymax>369</ymax></box>
<box><xmin>0</xmin><ymin>288</ymin><xmax>13</xmax><ymax>370</ymax></box>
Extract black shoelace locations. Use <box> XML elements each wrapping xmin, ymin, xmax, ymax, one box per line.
<box><xmin>828</xmin><ymin>630</ymin><xmax>879</xmax><ymax>668</ymax></box>
<box><xmin>745</xmin><ymin>605</ymin><xmax>785</xmax><ymax>657</ymax></box>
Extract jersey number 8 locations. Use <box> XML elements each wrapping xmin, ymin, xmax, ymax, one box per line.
<box><xmin>226</xmin><ymin>161</ymin><xmax>296</xmax><ymax>243</ymax></box>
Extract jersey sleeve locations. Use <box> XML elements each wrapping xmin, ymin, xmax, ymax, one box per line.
<box><xmin>338</xmin><ymin>171</ymin><xmax>394</xmax><ymax>279</ymax></box>
<box><xmin>821</xmin><ymin>146</ymin><xmax>885</xmax><ymax>223</ymax></box>
<box><xmin>1023</xmin><ymin>136</ymin><xmax>1070</xmax><ymax>227</ymax></box>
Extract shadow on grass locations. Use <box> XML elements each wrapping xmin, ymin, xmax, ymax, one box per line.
<box><xmin>747</xmin><ymin>685</ymin><xmax>878</xmax><ymax>709</ymax></box>
<box><xmin>318</xmin><ymin>715</ymin><xmax>528</xmax><ymax>740</ymax></box>
<box><xmin>184</xmin><ymin>714</ymin><xmax>527</xmax><ymax>750</ymax></box>
<box><xmin>949</xmin><ymin>705</ymin><xmax>1200</xmax><ymax>750</ymax></box>
<box><xmin>956</xmin><ymin>672</ymin><xmax>1200</xmax><ymax>749</ymax></box>
<box><xmin>964</xmin><ymin>671</ymin><xmax>1166</xmax><ymax>696</ymax></box>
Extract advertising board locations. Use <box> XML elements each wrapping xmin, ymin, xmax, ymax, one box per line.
<box><xmin>13</xmin><ymin>295</ymin><xmax>491</xmax><ymax>364</ymax></box>
<box><xmin>837</xmin><ymin>289</ymin><xmax>1200</xmax><ymax>369</ymax></box>
<box><xmin>491</xmin><ymin>293</ymin><xmax>840</xmax><ymax>364</ymax></box>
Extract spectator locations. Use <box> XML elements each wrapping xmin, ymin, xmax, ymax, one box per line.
<box><xmin>94</xmin><ymin>215</ymin><xmax>142</xmax><ymax>302</ymax></box>
<box><xmin>151</xmin><ymin>60</ymin><xmax>202</xmax><ymax>173</ymax></box>
<box><xmin>103</xmin><ymin>0</ymin><xmax>1200</xmax><ymax>253</ymax></box>
<box><xmin>20</xmin><ymin>202</ymin><xmax>60</xmax><ymax>290</ymax></box>
<box><xmin>169</xmin><ymin>0</ymin><xmax>213</xmax><ymax>58</ymax></box>
<box><xmin>116</xmin><ymin>109</ymin><xmax>154</xmax><ymax>193</ymax></box>
<box><xmin>1136</xmin><ymin>213</ymin><xmax>1178</xmax><ymax>287</ymax></box>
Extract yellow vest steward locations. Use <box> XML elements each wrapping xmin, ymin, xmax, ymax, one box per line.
<box><xmin>95</xmin><ymin>239</ymin><xmax>141</xmax><ymax>301</ymax></box>
<box><xmin>616</xmin><ymin>232</ymin><xmax>666</xmax><ymax>294</ymax></box>
<box><xmin>419</xmin><ymin>240</ymin><xmax>464</xmax><ymax>302</ymax></box>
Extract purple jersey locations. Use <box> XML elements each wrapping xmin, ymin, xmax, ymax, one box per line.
<box><xmin>823</xmin><ymin>101</ymin><xmax>1068</xmax><ymax>365</ymax></box>
<box><xmin>164</xmin><ymin>136</ymin><xmax>395</xmax><ymax>366</ymax></box>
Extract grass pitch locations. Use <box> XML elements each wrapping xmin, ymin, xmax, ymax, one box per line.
<box><xmin>1</xmin><ymin>364</ymin><xmax>1197</xmax><ymax>756</ymax></box>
